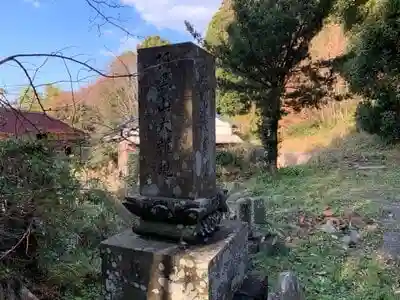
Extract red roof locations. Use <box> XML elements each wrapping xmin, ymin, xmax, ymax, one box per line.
<box><xmin>0</xmin><ymin>109</ymin><xmax>85</xmax><ymax>137</ymax></box>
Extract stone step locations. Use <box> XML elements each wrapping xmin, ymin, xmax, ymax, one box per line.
<box><xmin>382</xmin><ymin>231</ymin><xmax>400</xmax><ymax>259</ymax></box>
<box><xmin>380</xmin><ymin>219</ymin><xmax>400</xmax><ymax>230</ymax></box>
<box><xmin>381</xmin><ymin>204</ymin><xmax>400</xmax><ymax>217</ymax></box>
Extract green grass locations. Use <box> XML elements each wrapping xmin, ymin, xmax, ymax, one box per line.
<box><xmin>248</xmin><ymin>131</ymin><xmax>400</xmax><ymax>299</ymax></box>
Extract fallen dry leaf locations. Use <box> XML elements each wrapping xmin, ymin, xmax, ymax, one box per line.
<box><xmin>323</xmin><ymin>207</ymin><xmax>334</xmax><ymax>217</ymax></box>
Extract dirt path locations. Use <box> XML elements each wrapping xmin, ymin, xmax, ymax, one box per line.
<box><xmin>351</xmin><ymin>163</ymin><xmax>400</xmax><ymax>259</ymax></box>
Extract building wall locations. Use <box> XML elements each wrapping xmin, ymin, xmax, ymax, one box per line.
<box><xmin>215</xmin><ymin>117</ymin><xmax>234</xmax><ymax>136</ymax></box>
<box><xmin>118</xmin><ymin>140</ymin><xmax>137</xmax><ymax>177</ymax></box>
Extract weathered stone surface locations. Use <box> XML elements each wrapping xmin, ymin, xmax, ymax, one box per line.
<box><xmin>100</xmin><ymin>220</ymin><xmax>248</xmax><ymax>300</ymax></box>
<box><xmin>233</xmin><ymin>273</ymin><xmax>268</xmax><ymax>300</ymax></box>
<box><xmin>382</xmin><ymin>231</ymin><xmax>400</xmax><ymax>259</ymax></box>
<box><xmin>237</xmin><ymin>198</ymin><xmax>252</xmax><ymax>235</ymax></box>
<box><xmin>226</xmin><ymin>195</ymin><xmax>267</xmax><ymax>227</ymax></box>
<box><xmin>251</xmin><ymin>197</ymin><xmax>267</xmax><ymax>225</ymax></box>
<box><xmin>137</xmin><ymin>42</ymin><xmax>216</xmax><ymax>200</ymax></box>
<box><xmin>129</xmin><ymin>210</ymin><xmax>224</xmax><ymax>244</ymax></box>
<box><xmin>123</xmin><ymin>190</ymin><xmax>228</xmax><ymax>243</ymax></box>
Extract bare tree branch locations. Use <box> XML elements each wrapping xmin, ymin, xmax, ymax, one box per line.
<box><xmin>85</xmin><ymin>0</ymin><xmax>145</xmax><ymax>39</ymax></box>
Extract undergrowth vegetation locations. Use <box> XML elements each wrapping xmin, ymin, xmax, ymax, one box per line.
<box><xmin>0</xmin><ymin>140</ymin><xmax>123</xmax><ymax>300</ymax></box>
<box><xmin>279</xmin><ymin>99</ymin><xmax>359</xmax><ymax>152</ymax></box>
<box><xmin>249</xmin><ymin>131</ymin><xmax>400</xmax><ymax>299</ymax></box>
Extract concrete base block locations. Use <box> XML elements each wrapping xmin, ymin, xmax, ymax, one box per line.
<box><xmin>100</xmin><ymin>220</ymin><xmax>249</xmax><ymax>300</ymax></box>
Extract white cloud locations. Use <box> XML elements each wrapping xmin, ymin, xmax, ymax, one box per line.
<box><xmin>24</xmin><ymin>0</ymin><xmax>40</xmax><ymax>8</ymax></box>
<box><xmin>99</xmin><ymin>36</ymin><xmax>141</xmax><ymax>57</ymax></box>
<box><xmin>121</xmin><ymin>0</ymin><xmax>220</xmax><ymax>33</ymax></box>
<box><xmin>118</xmin><ymin>36</ymin><xmax>141</xmax><ymax>53</ymax></box>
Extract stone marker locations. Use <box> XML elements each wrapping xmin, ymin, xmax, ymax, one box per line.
<box><xmin>101</xmin><ymin>42</ymin><xmax>248</xmax><ymax>300</ymax></box>
<box><xmin>123</xmin><ymin>42</ymin><xmax>229</xmax><ymax>244</ymax></box>
<box><xmin>268</xmin><ymin>272</ymin><xmax>305</xmax><ymax>300</ymax></box>
<box><xmin>100</xmin><ymin>221</ymin><xmax>248</xmax><ymax>300</ymax></box>
<box><xmin>382</xmin><ymin>231</ymin><xmax>400</xmax><ymax>259</ymax></box>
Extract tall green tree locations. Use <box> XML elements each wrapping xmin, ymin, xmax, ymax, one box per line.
<box><xmin>187</xmin><ymin>0</ymin><xmax>334</xmax><ymax>172</ymax></box>
<box><xmin>334</xmin><ymin>0</ymin><xmax>400</xmax><ymax>141</ymax></box>
<box><xmin>205</xmin><ymin>1</ymin><xmax>250</xmax><ymax>116</ymax></box>
<box><xmin>206</xmin><ymin>2</ymin><xmax>250</xmax><ymax>116</ymax></box>
<box><xmin>137</xmin><ymin>35</ymin><xmax>170</xmax><ymax>49</ymax></box>
<box><xmin>44</xmin><ymin>84</ymin><xmax>62</xmax><ymax>103</ymax></box>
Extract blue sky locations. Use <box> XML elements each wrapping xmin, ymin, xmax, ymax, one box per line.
<box><xmin>0</xmin><ymin>0</ymin><xmax>220</xmax><ymax>101</ymax></box>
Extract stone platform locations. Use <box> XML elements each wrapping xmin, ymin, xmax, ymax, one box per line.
<box><xmin>100</xmin><ymin>220</ymin><xmax>248</xmax><ymax>300</ymax></box>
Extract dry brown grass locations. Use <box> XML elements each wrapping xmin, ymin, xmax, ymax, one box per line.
<box><xmin>231</xmin><ymin>22</ymin><xmax>349</xmax><ymax>144</ymax></box>
<box><xmin>280</xmin><ymin>98</ymin><xmax>359</xmax><ymax>153</ymax></box>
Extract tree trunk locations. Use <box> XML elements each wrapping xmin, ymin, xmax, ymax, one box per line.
<box><xmin>259</xmin><ymin>88</ymin><xmax>282</xmax><ymax>174</ymax></box>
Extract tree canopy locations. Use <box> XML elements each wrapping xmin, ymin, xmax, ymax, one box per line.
<box><xmin>137</xmin><ymin>35</ymin><xmax>170</xmax><ymax>49</ymax></box>
<box><xmin>335</xmin><ymin>0</ymin><xmax>400</xmax><ymax>140</ymax></box>
<box><xmin>205</xmin><ymin>2</ymin><xmax>250</xmax><ymax>116</ymax></box>
<box><xmin>188</xmin><ymin>0</ymin><xmax>334</xmax><ymax>171</ymax></box>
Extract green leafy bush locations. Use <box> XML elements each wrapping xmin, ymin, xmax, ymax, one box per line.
<box><xmin>86</xmin><ymin>142</ymin><xmax>118</xmax><ymax>170</ymax></box>
<box><xmin>337</xmin><ymin>0</ymin><xmax>400</xmax><ymax>142</ymax></box>
<box><xmin>0</xmin><ymin>140</ymin><xmax>122</xmax><ymax>299</ymax></box>
<box><xmin>356</xmin><ymin>100</ymin><xmax>400</xmax><ymax>142</ymax></box>
<box><xmin>216</xmin><ymin>148</ymin><xmax>244</xmax><ymax>167</ymax></box>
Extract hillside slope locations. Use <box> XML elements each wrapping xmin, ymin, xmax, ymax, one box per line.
<box><xmin>48</xmin><ymin>51</ymin><xmax>138</xmax><ymax>130</ymax></box>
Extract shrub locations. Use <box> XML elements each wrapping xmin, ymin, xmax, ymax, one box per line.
<box><xmin>215</xmin><ymin>145</ymin><xmax>264</xmax><ymax>181</ymax></box>
<box><xmin>355</xmin><ymin>100</ymin><xmax>381</xmax><ymax>134</ymax></box>
<box><xmin>216</xmin><ymin>149</ymin><xmax>239</xmax><ymax>167</ymax></box>
<box><xmin>356</xmin><ymin>100</ymin><xmax>400</xmax><ymax>142</ymax></box>
<box><xmin>0</xmin><ymin>140</ymin><xmax>123</xmax><ymax>299</ymax></box>
<box><xmin>86</xmin><ymin>142</ymin><xmax>118</xmax><ymax>170</ymax></box>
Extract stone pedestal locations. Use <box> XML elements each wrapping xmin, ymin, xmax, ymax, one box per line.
<box><xmin>100</xmin><ymin>220</ymin><xmax>248</xmax><ymax>300</ymax></box>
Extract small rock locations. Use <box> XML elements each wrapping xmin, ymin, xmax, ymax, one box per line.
<box><xmin>227</xmin><ymin>190</ymin><xmax>251</xmax><ymax>204</ymax></box>
<box><xmin>342</xmin><ymin>229</ymin><xmax>360</xmax><ymax>248</ymax></box>
<box><xmin>349</xmin><ymin>229</ymin><xmax>360</xmax><ymax>243</ymax></box>
<box><xmin>342</xmin><ymin>235</ymin><xmax>351</xmax><ymax>247</ymax></box>
<box><xmin>259</xmin><ymin>235</ymin><xmax>289</xmax><ymax>256</ymax></box>
<box><xmin>320</xmin><ymin>219</ymin><xmax>337</xmax><ymax>233</ymax></box>
<box><xmin>267</xmin><ymin>292</ymin><xmax>279</xmax><ymax>300</ymax></box>
<box><xmin>365</xmin><ymin>224</ymin><xmax>378</xmax><ymax>232</ymax></box>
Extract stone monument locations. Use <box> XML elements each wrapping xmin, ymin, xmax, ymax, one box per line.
<box><xmin>122</xmin><ymin>42</ymin><xmax>229</xmax><ymax>244</ymax></box>
<box><xmin>100</xmin><ymin>42</ymin><xmax>249</xmax><ymax>300</ymax></box>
